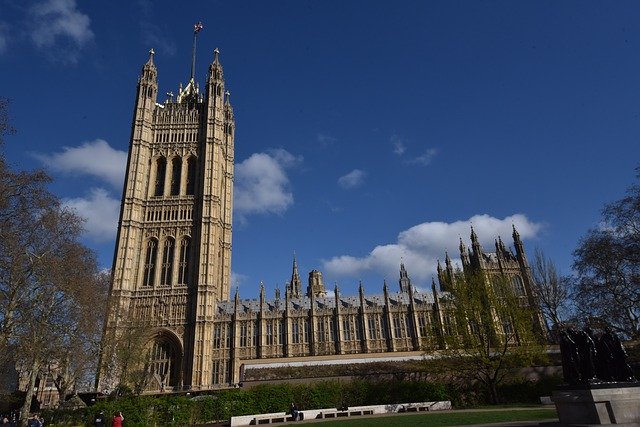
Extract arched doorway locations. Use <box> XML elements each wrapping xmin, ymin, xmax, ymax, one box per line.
<box><xmin>146</xmin><ymin>330</ymin><xmax>182</xmax><ymax>392</ymax></box>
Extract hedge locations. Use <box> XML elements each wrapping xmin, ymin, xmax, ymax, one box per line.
<box><xmin>40</xmin><ymin>376</ymin><xmax>560</xmax><ymax>426</ymax></box>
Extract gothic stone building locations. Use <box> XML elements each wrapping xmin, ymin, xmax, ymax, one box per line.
<box><xmin>99</xmin><ymin>49</ymin><xmax>544</xmax><ymax>393</ymax></box>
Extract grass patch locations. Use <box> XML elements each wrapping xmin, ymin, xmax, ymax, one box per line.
<box><xmin>311</xmin><ymin>408</ymin><xmax>557</xmax><ymax>426</ymax></box>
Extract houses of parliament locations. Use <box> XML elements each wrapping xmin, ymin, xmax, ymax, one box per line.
<box><xmin>99</xmin><ymin>46</ymin><xmax>545</xmax><ymax>393</ymax></box>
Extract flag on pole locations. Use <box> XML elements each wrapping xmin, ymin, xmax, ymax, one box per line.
<box><xmin>194</xmin><ymin>22</ymin><xmax>204</xmax><ymax>34</ymax></box>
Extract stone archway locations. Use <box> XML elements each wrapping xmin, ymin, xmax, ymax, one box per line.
<box><xmin>146</xmin><ymin>329</ymin><xmax>183</xmax><ymax>392</ymax></box>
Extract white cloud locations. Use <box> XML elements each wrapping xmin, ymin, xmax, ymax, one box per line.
<box><xmin>63</xmin><ymin>188</ymin><xmax>120</xmax><ymax>242</ymax></box>
<box><xmin>338</xmin><ymin>169</ymin><xmax>366</xmax><ymax>190</ymax></box>
<box><xmin>34</xmin><ymin>139</ymin><xmax>127</xmax><ymax>189</ymax></box>
<box><xmin>29</xmin><ymin>0</ymin><xmax>93</xmax><ymax>61</ymax></box>
<box><xmin>234</xmin><ymin>149</ymin><xmax>302</xmax><ymax>219</ymax></box>
<box><xmin>317</xmin><ymin>133</ymin><xmax>337</xmax><ymax>147</ymax></box>
<box><xmin>409</xmin><ymin>148</ymin><xmax>438</xmax><ymax>166</ymax></box>
<box><xmin>391</xmin><ymin>135</ymin><xmax>406</xmax><ymax>156</ymax></box>
<box><xmin>231</xmin><ymin>271</ymin><xmax>249</xmax><ymax>289</ymax></box>
<box><xmin>322</xmin><ymin>214</ymin><xmax>543</xmax><ymax>285</ymax></box>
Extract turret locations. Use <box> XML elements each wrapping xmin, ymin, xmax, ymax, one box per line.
<box><xmin>512</xmin><ymin>224</ymin><xmax>528</xmax><ymax>267</ymax></box>
<box><xmin>233</xmin><ymin>287</ymin><xmax>240</xmax><ymax>315</ymax></box>
<box><xmin>259</xmin><ymin>282</ymin><xmax>265</xmax><ymax>309</ymax></box>
<box><xmin>206</xmin><ymin>48</ymin><xmax>225</xmax><ymax>102</ymax></box>
<box><xmin>470</xmin><ymin>226</ymin><xmax>485</xmax><ymax>269</ymax></box>
<box><xmin>307</xmin><ymin>269</ymin><xmax>327</xmax><ymax>298</ymax></box>
<box><xmin>399</xmin><ymin>262</ymin><xmax>411</xmax><ymax>293</ymax></box>
<box><xmin>459</xmin><ymin>237</ymin><xmax>470</xmax><ymax>269</ymax></box>
<box><xmin>444</xmin><ymin>251</ymin><xmax>454</xmax><ymax>278</ymax></box>
<box><xmin>289</xmin><ymin>254</ymin><xmax>302</xmax><ymax>298</ymax></box>
<box><xmin>135</xmin><ymin>49</ymin><xmax>158</xmax><ymax>118</ymax></box>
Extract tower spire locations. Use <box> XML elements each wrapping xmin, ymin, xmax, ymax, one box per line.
<box><xmin>289</xmin><ymin>252</ymin><xmax>301</xmax><ymax>297</ymax></box>
<box><xmin>191</xmin><ymin>22</ymin><xmax>204</xmax><ymax>81</ymax></box>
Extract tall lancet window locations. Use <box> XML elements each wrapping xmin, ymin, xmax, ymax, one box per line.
<box><xmin>155</xmin><ymin>157</ymin><xmax>166</xmax><ymax>196</ymax></box>
<box><xmin>170</xmin><ymin>157</ymin><xmax>181</xmax><ymax>196</ymax></box>
<box><xmin>511</xmin><ymin>275</ymin><xmax>526</xmax><ymax>297</ymax></box>
<box><xmin>160</xmin><ymin>237</ymin><xmax>175</xmax><ymax>286</ymax></box>
<box><xmin>143</xmin><ymin>238</ymin><xmax>158</xmax><ymax>287</ymax></box>
<box><xmin>177</xmin><ymin>237</ymin><xmax>190</xmax><ymax>285</ymax></box>
<box><xmin>186</xmin><ymin>157</ymin><xmax>196</xmax><ymax>195</ymax></box>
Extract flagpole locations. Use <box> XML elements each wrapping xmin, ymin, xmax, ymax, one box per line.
<box><xmin>190</xmin><ymin>29</ymin><xmax>197</xmax><ymax>81</ymax></box>
<box><xmin>191</xmin><ymin>22</ymin><xmax>203</xmax><ymax>82</ymax></box>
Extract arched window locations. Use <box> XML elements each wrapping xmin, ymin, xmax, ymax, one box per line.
<box><xmin>154</xmin><ymin>157</ymin><xmax>166</xmax><ymax>196</ymax></box>
<box><xmin>511</xmin><ymin>275</ymin><xmax>526</xmax><ymax>297</ymax></box>
<box><xmin>177</xmin><ymin>237</ymin><xmax>190</xmax><ymax>285</ymax></box>
<box><xmin>143</xmin><ymin>239</ymin><xmax>158</xmax><ymax>287</ymax></box>
<box><xmin>186</xmin><ymin>157</ymin><xmax>196</xmax><ymax>195</ymax></box>
<box><xmin>170</xmin><ymin>157</ymin><xmax>181</xmax><ymax>196</ymax></box>
<box><xmin>160</xmin><ymin>237</ymin><xmax>174</xmax><ymax>286</ymax></box>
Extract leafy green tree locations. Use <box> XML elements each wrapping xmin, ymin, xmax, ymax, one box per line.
<box><xmin>439</xmin><ymin>272</ymin><xmax>546</xmax><ymax>404</ymax></box>
<box><xmin>573</xmin><ymin>167</ymin><xmax>640</xmax><ymax>338</ymax></box>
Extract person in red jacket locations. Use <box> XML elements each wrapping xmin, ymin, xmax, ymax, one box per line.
<box><xmin>112</xmin><ymin>412</ymin><xmax>124</xmax><ymax>427</ymax></box>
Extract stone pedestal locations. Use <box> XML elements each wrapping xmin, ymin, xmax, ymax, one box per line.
<box><xmin>552</xmin><ymin>383</ymin><xmax>640</xmax><ymax>425</ymax></box>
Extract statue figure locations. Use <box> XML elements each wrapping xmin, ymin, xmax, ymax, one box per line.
<box><xmin>573</xmin><ymin>329</ymin><xmax>598</xmax><ymax>383</ymax></box>
<box><xmin>600</xmin><ymin>329</ymin><xmax>636</xmax><ymax>382</ymax></box>
<box><xmin>560</xmin><ymin>329</ymin><xmax>580</xmax><ymax>384</ymax></box>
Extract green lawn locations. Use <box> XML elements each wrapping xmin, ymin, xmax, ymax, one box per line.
<box><xmin>308</xmin><ymin>408</ymin><xmax>557</xmax><ymax>426</ymax></box>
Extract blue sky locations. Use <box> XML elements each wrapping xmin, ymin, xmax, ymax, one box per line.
<box><xmin>2</xmin><ymin>1</ymin><xmax>640</xmax><ymax>298</ymax></box>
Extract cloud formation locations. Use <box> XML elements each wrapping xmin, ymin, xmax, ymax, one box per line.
<box><xmin>234</xmin><ymin>149</ymin><xmax>302</xmax><ymax>219</ymax></box>
<box><xmin>322</xmin><ymin>214</ymin><xmax>543</xmax><ymax>285</ymax></box>
<box><xmin>409</xmin><ymin>148</ymin><xmax>438</xmax><ymax>166</ymax></box>
<box><xmin>63</xmin><ymin>188</ymin><xmax>120</xmax><ymax>242</ymax></box>
<box><xmin>338</xmin><ymin>169</ymin><xmax>366</xmax><ymax>189</ymax></box>
<box><xmin>28</xmin><ymin>0</ymin><xmax>93</xmax><ymax>61</ymax></box>
<box><xmin>34</xmin><ymin>139</ymin><xmax>124</xmax><ymax>242</ymax></box>
<box><xmin>34</xmin><ymin>139</ymin><xmax>127</xmax><ymax>189</ymax></box>
<box><xmin>231</xmin><ymin>271</ymin><xmax>249</xmax><ymax>289</ymax></box>
<box><xmin>317</xmin><ymin>133</ymin><xmax>337</xmax><ymax>147</ymax></box>
<box><xmin>391</xmin><ymin>135</ymin><xmax>406</xmax><ymax>156</ymax></box>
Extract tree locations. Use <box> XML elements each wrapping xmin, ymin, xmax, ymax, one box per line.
<box><xmin>0</xmin><ymin>99</ymin><xmax>107</xmax><ymax>424</ymax></box>
<box><xmin>98</xmin><ymin>316</ymin><xmax>155</xmax><ymax>397</ymax></box>
<box><xmin>49</xmin><ymin>268</ymin><xmax>110</xmax><ymax>405</ymax></box>
<box><xmin>439</xmin><ymin>272</ymin><xmax>546</xmax><ymax>404</ymax></box>
<box><xmin>573</xmin><ymin>167</ymin><xmax>640</xmax><ymax>339</ymax></box>
<box><xmin>531</xmin><ymin>248</ymin><xmax>572</xmax><ymax>341</ymax></box>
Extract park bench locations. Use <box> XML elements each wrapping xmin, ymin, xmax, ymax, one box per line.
<box><xmin>250</xmin><ymin>412</ymin><xmax>295</xmax><ymax>424</ymax></box>
<box><xmin>318</xmin><ymin>408</ymin><xmax>374</xmax><ymax>418</ymax></box>
<box><xmin>230</xmin><ymin>401</ymin><xmax>451</xmax><ymax>426</ymax></box>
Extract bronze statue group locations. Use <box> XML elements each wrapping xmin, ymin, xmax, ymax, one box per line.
<box><xmin>560</xmin><ymin>328</ymin><xmax>636</xmax><ymax>386</ymax></box>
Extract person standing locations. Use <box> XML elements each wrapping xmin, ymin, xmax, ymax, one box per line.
<box><xmin>112</xmin><ymin>412</ymin><xmax>124</xmax><ymax>427</ymax></box>
<box><xmin>26</xmin><ymin>415</ymin><xmax>41</xmax><ymax>427</ymax></box>
<box><xmin>93</xmin><ymin>411</ymin><xmax>106</xmax><ymax>427</ymax></box>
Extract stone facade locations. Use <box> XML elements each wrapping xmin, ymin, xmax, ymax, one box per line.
<box><xmin>100</xmin><ymin>49</ymin><xmax>544</xmax><ymax>393</ymax></box>
<box><xmin>99</xmin><ymin>48</ymin><xmax>234</xmax><ymax>392</ymax></box>
<box><xmin>209</xmin><ymin>226</ymin><xmax>543</xmax><ymax>387</ymax></box>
